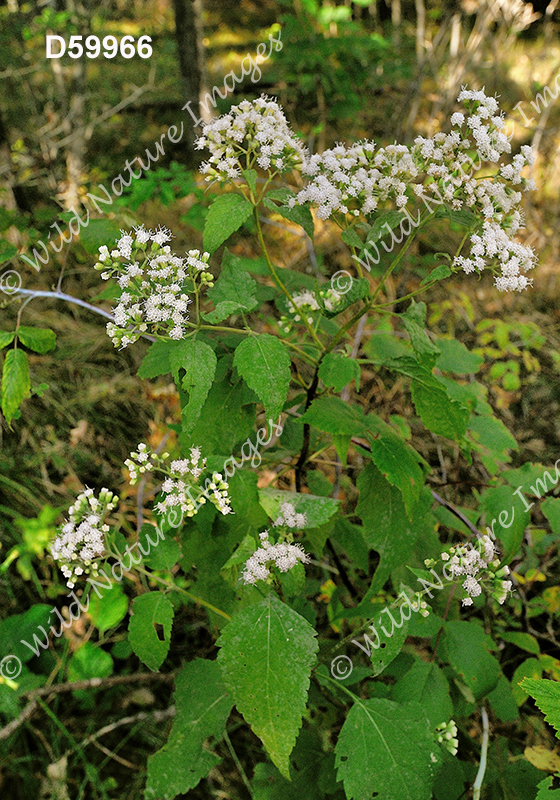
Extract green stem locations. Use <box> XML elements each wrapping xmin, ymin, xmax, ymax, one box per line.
<box><xmin>224</xmin><ymin>730</ymin><xmax>255</xmax><ymax>798</ymax></box>
<box><xmin>253</xmin><ymin>208</ymin><xmax>323</xmax><ymax>350</ymax></box>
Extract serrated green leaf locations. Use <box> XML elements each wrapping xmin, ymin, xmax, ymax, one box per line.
<box><xmin>481</xmin><ymin>484</ymin><xmax>530</xmax><ymax>561</ymax></box>
<box><xmin>440</xmin><ymin>620</ymin><xmax>501</xmax><ymax>700</ymax></box>
<box><xmin>365</xmin><ymin>415</ymin><xmax>425</xmax><ymax>517</ymax></box>
<box><xmin>392</xmin><ymin>660</ymin><xmax>453</xmax><ymax>727</ymax></box>
<box><xmin>365</xmin><ymin>210</ymin><xmax>404</xmax><ymax>245</ymax></box>
<box><xmin>17</xmin><ymin>326</ymin><xmax>56</xmax><ymax>354</ymax></box>
<box><xmin>354</xmin><ymin>465</ymin><xmax>423</xmax><ymax>598</ymax></box>
<box><xmin>203</xmin><ymin>193</ymin><xmax>253</xmax><ymax>253</ymax></box>
<box><xmin>145</xmin><ymin>659</ymin><xmax>233</xmax><ymax>799</ymax></box>
<box><xmin>341</xmin><ymin>228</ymin><xmax>363</xmax><ymax>250</ymax></box>
<box><xmin>88</xmin><ymin>582</ymin><xmax>129</xmax><ymax>633</ymax></box>
<box><xmin>521</xmin><ymin>678</ymin><xmax>560</xmax><ymax>737</ymax></box>
<box><xmin>0</xmin><ymin>331</ymin><xmax>15</xmax><ymax>349</ymax></box>
<box><xmin>436</xmin><ymin>338</ymin><xmax>483</xmax><ymax>374</ymax></box>
<box><xmin>138</xmin><ymin>339</ymin><xmax>180</xmax><ymax>379</ymax></box>
<box><xmin>299</xmin><ymin>396</ymin><xmax>367</xmax><ymax>437</ymax></box>
<box><xmin>420</xmin><ymin>263</ymin><xmax>452</xmax><ymax>285</ymax></box>
<box><xmin>389</xmin><ymin>355</ymin><xmax>469</xmax><ymax>440</ymax></box>
<box><xmin>1</xmin><ymin>348</ymin><xmax>30</xmax><ymax>424</ymax></box>
<box><xmin>233</xmin><ymin>335</ymin><xmax>291</xmax><ymax>421</ymax></box>
<box><xmin>217</xmin><ymin>594</ymin><xmax>318</xmax><ymax>777</ymax></box>
<box><xmin>335</xmin><ymin>698</ymin><xmax>437</xmax><ymax>800</ymax></box>
<box><xmin>203</xmin><ymin>300</ymin><xmax>245</xmax><ymax>323</ymax></box>
<box><xmin>318</xmin><ymin>352</ymin><xmax>360</xmax><ymax>392</ymax></box>
<box><xmin>243</xmin><ymin>168</ymin><xmax>258</xmax><ymax>194</ymax></box>
<box><xmin>401</xmin><ymin>301</ymin><xmax>440</xmax><ymax>359</ymax></box>
<box><xmin>169</xmin><ymin>339</ymin><xmax>217</xmax><ymax>436</ymax></box>
<box><xmin>186</xmin><ymin>370</ymin><xmax>256</xmax><ymax>456</ymax></box>
<box><xmin>263</xmin><ymin>188</ymin><xmax>314</xmax><ymax>240</ymax></box>
<box><xmin>128</xmin><ymin>591</ymin><xmax>174</xmax><ymax>671</ymax></box>
<box><xmin>258</xmin><ymin>488</ymin><xmax>339</xmax><ymax>529</ymax></box>
<box><xmin>79</xmin><ymin>218</ymin><xmax>121</xmax><ymax>255</ymax></box>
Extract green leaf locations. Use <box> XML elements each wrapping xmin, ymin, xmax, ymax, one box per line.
<box><xmin>17</xmin><ymin>326</ymin><xmax>56</xmax><ymax>354</ymax></box>
<box><xmin>0</xmin><ymin>605</ymin><xmax>52</xmax><ymax>663</ymax></box>
<box><xmin>299</xmin><ymin>396</ymin><xmax>367</xmax><ymax>437</ymax></box>
<box><xmin>318</xmin><ymin>352</ymin><xmax>360</xmax><ymax>392</ymax></box>
<box><xmin>0</xmin><ymin>240</ymin><xmax>18</xmax><ymax>266</ymax></box>
<box><xmin>354</xmin><ymin>465</ymin><xmax>423</xmax><ymax>599</ymax></box>
<box><xmin>521</xmin><ymin>678</ymin><xmax>560</xmax><ymax>737</ymax></box>
<box><xmin>501</xmin><ymin>631</ymin><xmax>540</xmax><ymax>655</ymax></box>
<box><xmin>263</xmin><ymin>188</ymin><xmax>314</xmax><ymax>240</ymax></box>
<box><xmin>392</xmin><ymin>659</ymin><xmax>453</xmax><ymax>727</ymax></box>
<box><xmin>145</xmin><ymin>659</ymin><xmax>233</xmax><ymax>799</ymax></box>
<box><xmin>186</xmin><ymin>370</ymin><xmax>256</xmax><ymax>456</ymax></box>
<box><xmin>468</xmin><ymin>414</ymin><xmax>518</xmax><ymax>473</ymax></box>
<box><xmin>341</xmin><ymin>228</ymin><xmax>363</xmax><ymax>250</ymax></box>
<box><xmin>541</xmin><ymin>497</ymin><xmax>560</xmax><ymax>536</ymax></box>
<box><xmin>436</xmin><ymin>338</ymin><xmax>483</xmax><ymax>374</ymax></box>
<box><xmin>203</xmin><ymin>300</ymin><xmax>245</xmax><ymax>323</ymax></box>
<box><xmin>480</xmin><ymin>484</ymin><xmax>530</xmax><ymax>561</ymax></box>
<box><xmin>233</xmin><ymin>335</ymin><xmax>291</xmax><ymax>421</ymax></box>
<box><xmin>364</xmin><ymin>210</ymin><xmax>404</xmax><ymax>245</ymax></box>
<box><xmin>400</xmin><ymin>301</ymin><xmax>440</xmax><ymax>359</ymax></box>
<box><xmin>258</xmin><ymin>488</ymin><xmax>340</xmax><ymax>529</ymax></box>
<box><xmin>139</xmin><ymin>524</ymin><xmax>182</xmax><ymax>571</ymax></box>
<box><xmin>206</xmin><ymin>249</ymin><xmax>259</xmax><ymax>318</ymax></box>
<box><xmin>169</xmin><ymin>339</ymin><xmax>217</xmax><ymax>436</ymax></box>
<box><xmin>1</xmin><ymin>348</ymin><xmax>30</xmax><ymax>425</ymax></box>
<box><xmin>79</xmin><ymin>218</ymin><xmax>121</xmax><ymax>255</ymax></box>
<box><xmin>243</xmin><ymin>168</ymin><xmax>258</xmax><ymax>194</ymax></box>
<box><xmin>420</xmin><ymin>263</ymin><xmax>452</xmax><ymax>286</ymax></box>
<box><xmin>319</xmin><ymin>277</ymin><xmax>370</xmax><ymax>319</ymax></box>
<box><xmin>137</xmin><ymin>339</ymin><xmax>177</xmax><ymax>379</ymax></box>
<box><xmin>536</xmin><ymin>776</ymin><xmax>560</xmax><ymax>799</ymax></box>
<box><xmin>440</xmin><ymin>620</ymin><xmax>501</xmax><ymax>700</ymax></box>
<box><xmin>217</xmin><ymin>594</ymin><xmax>318</xmax><ymax>777</ymax></box>
<box><xmin>335</xmin><ymin>698</ymin><xmax>437</xmax><ymax>800</ymax></box>
<box><xmin>487</xmin><ymin>674</ymin><xmax>519</xmax><ymax>722</ymax></box>
<box><xmin>512</xmin><ymin>659</ymin><xmax>543</xmax><ymax>705</ymax></box>
<box><xmin>128</xmin><ymin>591</ymin><xmax>174</xmax><ymax>671</ymax></box>
<box><xmin>390</xmin><ymin>355</ymin><xmax>469</xmax><ymax>440</ymax></box>
<box><xmin>365</xmin><ymin>415</ymin><xmax>426</xmax><ymax>517</ymax></box>
<box><xmin>203</xmin><ymin>193</ymin><xmax>253</xmax><ymax>253</ymax></box>
<box><xmin>67</xmin><ymin>641</ymin><xmax>113</xmax><ymax>683</ymax></box>
<box><xmin>0</xmin><ymin>331</ymin><xmax>15</xmax><ymax>349</ymax></box>
<box><xmin>88</xmin><ymin>583</ymin><xmax>129</xmax><ymax>633</ymax></box>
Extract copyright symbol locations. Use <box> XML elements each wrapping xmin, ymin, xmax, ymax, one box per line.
<box><xmin>0</xmin><ymin>655</ymin><xmax>22</xmax><ymax>680</ymax></box>
<box><xmin>0</xmin><ymin>270</ymin><xmax>22</xmax><ymax>295</ymax></box>
<box><xmin>330</xmin><ymin>271</ymin><xmax>353</xmax><ymax>295</ymax></box>
<box><xmin>330</xmin><ymin>654</ymin><xmax>353</xmax><ymax>680</ymax></box>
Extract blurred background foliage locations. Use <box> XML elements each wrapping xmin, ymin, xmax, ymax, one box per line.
<box><xmin>2</xmin><ymin>0</ymin><xmax>560</xmax><ymax>797</ymax></box>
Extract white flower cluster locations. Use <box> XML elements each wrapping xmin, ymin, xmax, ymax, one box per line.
<box><xmin>291</xmin><ymin>88</ymin><xmax>536</xmax><ymax>291</ymax></box>
<box><xmin>50</xmin><ymin>488</ymin><xmax>118</xmax><ymax>588</ymax></box>
<box><xmin>125</xmin><ymin>443</ymin><xmax>232</xmax><ymax>518</ymax></box>
<box><xmin>242</xmin><ymin>530</ymin><xmax>310</xmax><ymax>585</ymax></box>
<box><xmin>280</xmin><ymin>286</ymin><xmax>345</xmax><ymax>332</ymax></box>
<box><xmin>95</xmin><ymin>226</ymin><xmax>214</xmax><ymax>348</ymax></box>
<box><xmin>294</xmin><ymin>141</ymin><xmax>418</xmax><ymax>220</ymax></box>
<box><xmin>196</xmin><ymin>95</ymin><xmax>307</xmax><ymax>181</ymax></box>
<box><xmin>435</xmin><ymin>720</ymin><xmax>459</xmax><ymax>756</ymax></box>
<box><xmin>273</xmin><ymin>501</ymin><xmax>307</xmax><ymax>529</ymax></box>
<box><xmin>437</xmin><ymin>535</ymin><xmax>512</xmax><ymax>606</ymax></box>
<box><xmin>413</xmin><ymin>89</ymin><xmax>536</xmax><ymax>291</ymax></box>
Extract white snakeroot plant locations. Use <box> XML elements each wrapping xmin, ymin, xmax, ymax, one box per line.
<box><xmin>242</xmin><ymin>530</ymin><xmax>310</xmax><ymax>585</ymax></box>
<box><xmin>292</xmin><ymin>88</ymin><xmax>536</xmax><ymax>292</ymax></box>
<box><xmin>50</xmin><ymin>488</ymin><xmax>118</xmax><ymax>588</ymax></box>
<box><xmin>196</xmin><ymin>95</ymin><xmax>307</xmax><ymax>181</ymax></box>
<box><xmin>431</xmin><ymin>534</ymin><xmax>512</xmax><ymax>606</ymax></box>
<box><xmin>126</xmin><ymin>443</ymin><xmax>233</xmax><ymax>517</ymax></box>
<box><xmin>95</xmin><ymin>225</ymin><xmax>214</xmax><ymax>348</ymax></box>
